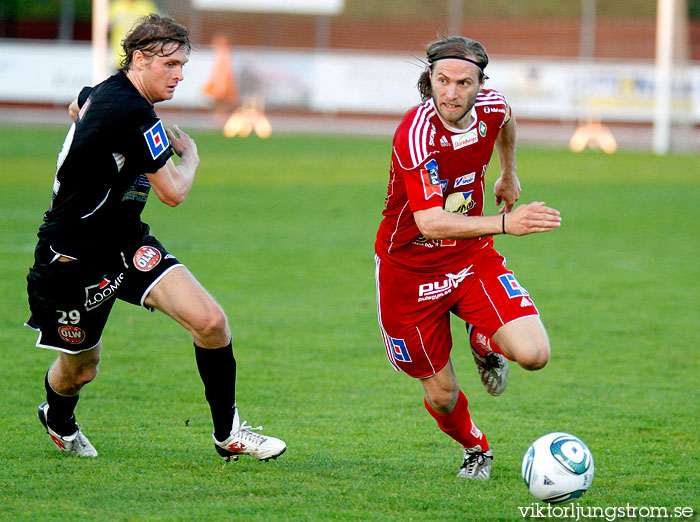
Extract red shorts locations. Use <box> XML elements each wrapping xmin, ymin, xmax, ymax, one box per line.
<box><xmin>374</xmin><ymin>247</ymin><xmax>539</xmax><ymax>379</ymax></box>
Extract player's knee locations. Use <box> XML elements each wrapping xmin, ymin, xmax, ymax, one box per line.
<box><xmin>499</xmin><ymin>324</ymin><xmax>550</xmax><ymax>371</ymax></box>
<box><xmin>63</xmin><ymin>363</ymin><xmax>99</xmax><ymax>393</ymax></box>
<box><xmin>426</xmin><ymin>388</ymin><xmax>459</xmax><ymax>414</ymax></box>
<box><xmin>77</xmin><ymin>364</ymin><xmax>99</xmax><ymax>386</ymax></box>
<box><xmin>191</xmin><ymin>305</ymin><xmax>229</xmax><ymax>340</ymax></box>
<box><xmin>518</xmin><ymin>343</ymin><xmax>550</xmax><ymax>371</ymax></box>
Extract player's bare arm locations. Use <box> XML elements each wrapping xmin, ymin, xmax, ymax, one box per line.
<box><xmin>147</xmin><ymin>124</ymin><xmax>199</xmax><ymax>207</ymax></box>
<box><xmin>493</xmin><ymin>117</ymin><xmax>521</xmax><ymax>213</ymax></box>
<box><xmin>413</xmin><ymin>201</ymin><xmax>561</xmax><ymax>240</ymax></box>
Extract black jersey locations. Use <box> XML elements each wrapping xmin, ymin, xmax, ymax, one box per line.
<box><xmin>36</xmin><ymin>71</ymin><xmax>174</xmax><ymax>263</ymax></box>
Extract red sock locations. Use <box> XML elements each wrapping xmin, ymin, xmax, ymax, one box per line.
<box><xmin>424</xmin><ymin>390</ymin><xmax>489</xmax><ymax>451</ymax></box>
<box><xmin>471</xmin><ymin>327</ymin><xmax>515</xmax><ymax>361</ymax></box>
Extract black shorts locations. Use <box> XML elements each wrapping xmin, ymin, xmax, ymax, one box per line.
<box><xmin>26</xmin><ymin>236</ymin><xmax>182</xmax><ymax>353</ymax></box>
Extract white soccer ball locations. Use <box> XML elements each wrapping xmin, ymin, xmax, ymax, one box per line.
<box><xmin>521</xmin><ymin>432</ymin><xmax>594</xmax><ymax>504</ymax></box>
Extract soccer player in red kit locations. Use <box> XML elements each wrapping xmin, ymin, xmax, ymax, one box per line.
<box><xmin>374</xmin><ymin>36</ymin><xmax>562</xmax><ymax>479</ymax></box>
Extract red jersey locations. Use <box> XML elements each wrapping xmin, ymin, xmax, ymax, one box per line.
<box><xmin>375</xmin><ymin>89</ymin><xmax>512</xmax><ymax>275</ymax></box>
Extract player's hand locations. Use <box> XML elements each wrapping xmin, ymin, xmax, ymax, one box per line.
<box><xmin>166</xmin><ymin>124</ymin><xmax>198</xmax><ymax>159</ymax></box>
<box><xmin>504</xmin><ymin>202</ymin><xmax>561</xmax><ymax>236</ymax></box>
<box><xmin>494</xmin><ymin>172</ymin><xmax>521</xmax><ymax>213</ymax></box>
<box><xmin>68</xmin><ymin>98</ymin><xmax>80</xmax><ymax>122</ymax></box>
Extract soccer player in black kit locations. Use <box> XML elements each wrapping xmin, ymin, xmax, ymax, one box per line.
<box><xmin>26</xmin><ymin>14</ymin><xmax>286</xmax><ymax>461</ymax></box>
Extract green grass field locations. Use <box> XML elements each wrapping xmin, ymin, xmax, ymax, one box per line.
<box><xmin>0</xmin><ymin>126</ymin><xmax>698</xmax><ymax>521</ymax></box>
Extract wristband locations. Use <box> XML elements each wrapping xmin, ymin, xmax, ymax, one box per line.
<box><xmin>502</xmin><ymin>213</ymin><xmax>507</xmax><ymax>234</ymax></box>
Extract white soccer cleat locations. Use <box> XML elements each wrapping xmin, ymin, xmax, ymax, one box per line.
<box><xmin>457</xmin><ymin>446</ymin><xmax>493</xmax><ymax>480</ymax></box>
<box><xmin>213</xmin><ymin>409</ymin><xmax>286</xmax><ymax>462</ymax></box>
<box><xmin>37</xmin><ymin>402</ymin><xmax>97</xmax><ymax>457</ymax></box>
<box><xmin>468</xmin><ymin>324</ymin><xmax>509</xmax><ymax>396</ymax></box>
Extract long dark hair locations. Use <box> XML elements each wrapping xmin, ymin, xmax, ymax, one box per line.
<box><xmin>417</xmin><ymin>36</ymin><xmax>489</xmax><ymax>102</ymax></box>
<box><xmin>120</xmin><ymin>14</ymin><xmax>191</xmax><ymax>72</ymax></box>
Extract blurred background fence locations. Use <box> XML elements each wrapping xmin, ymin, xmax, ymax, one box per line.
<box><xmin>0</xmin><ymin>0</ymin><xmax>698</xmax><ymax>151</ymax></box>
<box><xmin>2</xmin><ymin>0</ymin><xmax>697</xmax><ymax>58</ymax></box>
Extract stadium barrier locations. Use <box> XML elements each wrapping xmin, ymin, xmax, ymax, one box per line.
<box><xmin>0</xmin><ymin>41</ymin><xmax>698</xmax><ymax>125</ymax></box>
